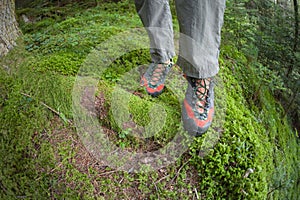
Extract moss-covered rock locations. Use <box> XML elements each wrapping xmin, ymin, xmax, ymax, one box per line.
<box><xmin>0</xmin><ymin>0</ymin><xmax>298</xmax><ymax>199</ymax></box>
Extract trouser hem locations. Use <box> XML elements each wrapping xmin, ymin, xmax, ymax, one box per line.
<box><xmin>177</xmin><ymin>56</ymin><xmax>219</xmax><ymax>78</ymax></box>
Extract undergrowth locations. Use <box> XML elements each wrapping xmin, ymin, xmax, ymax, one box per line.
<box><xmin>0</xmin><ymin>0</ymin><xmax>298</xmax><ymax>199</ymax></box>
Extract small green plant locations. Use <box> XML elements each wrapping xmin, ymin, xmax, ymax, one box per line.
<box><xmin>117</xmin><ymin>129</ymin><xmax>131</xmax><ymax>148</ymax></box>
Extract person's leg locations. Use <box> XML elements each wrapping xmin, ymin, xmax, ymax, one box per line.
<box><xmin>135</xmin><ymin>0</ymin><xmax>176</xmax><ymax>96</ymax></box>
<box><xmin>175</xmin><ymin>0</ymin><xmax>226</xmax><ymax>135</ymax></box>
<box><xmin>175</xmin><ymin>0</ymin><xmax>226</xmax><ymax>78</ymax></box>
<box><xmin>134</xmin><ymin>0</ymin><xmax>175</xmax><ymax>63</ymax></box>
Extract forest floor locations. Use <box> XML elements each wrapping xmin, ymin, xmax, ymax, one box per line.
<box><xmin>0</xmin><ymin>0</ymin><xmax>299</xmax><ymax>199</ymax></box>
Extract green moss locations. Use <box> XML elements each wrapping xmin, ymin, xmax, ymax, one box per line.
<box><xmin>27</xmin><ymin>52</ymin><xmax>84</xmax><ymax>75</ymax></box>
<box><xmin>0</xmin><ymin>0</ymin><xmax>298</xmax><ymax>199</ymax></box>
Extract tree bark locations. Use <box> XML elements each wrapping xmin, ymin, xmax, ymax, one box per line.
<box><xmin>293</xmin><ymin>0</ymin><xmax>299</xmax><ymax>52</ymax></box>
<box><xmin>287</xmin><ymin>0</ymin><xmax>299</xmax><ymax>77</ymax></box>
<box><xmin>0</xmin><ymin>0</ymin><xmax>21</xmax><ymax>57</ymax></box>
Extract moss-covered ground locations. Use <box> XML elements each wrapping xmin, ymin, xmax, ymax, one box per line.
<box><xmin>0</xmin><ymin>0</ymin><xmax>299</xmax><ymax>199</ymax></box>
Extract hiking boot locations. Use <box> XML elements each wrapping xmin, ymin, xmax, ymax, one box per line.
<box><xmin>182</xmin><ymin>76</ymin><xmax>215</xmax><ymax>136</ymax></box>
<box><xmin>140</xmin><ymin>60</ymin><xmax>173</xmax><ymax>97</ymax></box>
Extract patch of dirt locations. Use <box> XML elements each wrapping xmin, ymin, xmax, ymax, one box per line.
<box><xmin>46</xmin><ymin>85</ymin><xmax>199</xmax><ymax>198</ymax></box>
<box><xmin>47</xmin><ymin>114</ymin><xmax>199</xmax><ymax>198</ymax></box>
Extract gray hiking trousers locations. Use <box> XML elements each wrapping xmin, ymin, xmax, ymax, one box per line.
<box><xmin>135</xmin><ymin>0</ymin><xmax>226</xmax><ymax>78</ymax></box>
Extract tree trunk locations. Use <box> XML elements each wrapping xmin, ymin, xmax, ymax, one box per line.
<box><xmin>287</xmin><ymin>0</ymin><xmax>299</xmax><ymax>77</ymax></box>
<box><xmin>0</xmin><ymin>0</ymin><xmax>21</xmax><ymax>57</ymax></box>
<box><xmin>293</xmin><ymin>0</ymin><xmax>299</xmax><ymax>52</ymax></box>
